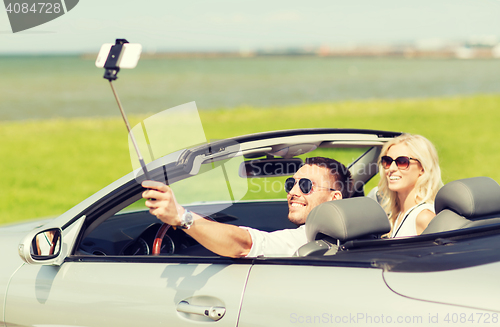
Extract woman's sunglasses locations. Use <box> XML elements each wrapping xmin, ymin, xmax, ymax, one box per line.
<box><xmin>284</xmin><ymin>177</ymin><xmax>336</xmax><ymax>195</ymax></box>
<box><xmin>380</xmin><ymin>156</ymin><xmax>420</xmax><ymax>170</ymax></box>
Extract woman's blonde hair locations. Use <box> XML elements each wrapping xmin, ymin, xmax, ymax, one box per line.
<box><xmin>378</xmin><ymin>134</ymin><xmax>443</xmax><ymax>231</ymax></box>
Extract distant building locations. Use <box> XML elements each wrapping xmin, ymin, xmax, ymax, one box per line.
<box><xmin>493</xmin><ymin>44</ymin><xmax>500</xmax><ymax>58</ymax></box>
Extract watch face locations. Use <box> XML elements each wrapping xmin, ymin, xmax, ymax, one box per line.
<box><xmin>185</xmin><ymin>211</ymin><xmax>193</xmax><ymax>223</ymax></box>
<box><xmin>181</xmin><ymin>210</ymin><xmax>193</xmax><ymax>229</ymax></box>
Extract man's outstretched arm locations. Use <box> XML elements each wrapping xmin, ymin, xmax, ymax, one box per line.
<box><xmin>142</xmin><ymin>180</ymin><xmax>252</xmax><ymax>258</ymax></box>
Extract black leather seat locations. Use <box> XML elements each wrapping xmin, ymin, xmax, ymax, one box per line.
<box><xmin>422</xmin><ymin>177</ymin><xmax>500</xmax><ymax>234</ymax></box>
<box><xmin>295</xmin><ymin>197</ymin><xmax>390</xmax><ymax>256</ymax></box>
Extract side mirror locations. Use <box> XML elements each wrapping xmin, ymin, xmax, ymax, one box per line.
<box><xmin>19</xmin><ymin>227</ymin><xmax>62</xmax><ymax>265</ymax></box>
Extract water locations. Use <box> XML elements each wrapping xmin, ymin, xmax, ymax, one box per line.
<box><xmin>1</xmin><ymin>55</ymin><xmax>500</xmax><ymax>121</ymax></box>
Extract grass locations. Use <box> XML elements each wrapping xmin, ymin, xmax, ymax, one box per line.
<box><xmin>2</xmin><ymin>93</ymin><xmax>500</xmax><ymax>225</ymax></box>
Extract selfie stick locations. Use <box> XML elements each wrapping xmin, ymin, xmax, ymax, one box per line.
<box><xmin>102</xmin><ymin>39</ymin><xmax>152</xmax><ymax>180</ymax></box>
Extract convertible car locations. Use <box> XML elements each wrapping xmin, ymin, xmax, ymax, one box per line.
<box><xmin>1</xmin><ymin>127</ymin><xmax>500</xmax><ymax>326</ymax></box>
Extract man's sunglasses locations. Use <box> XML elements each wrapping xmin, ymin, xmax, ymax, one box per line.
<box><xmin>380</xmin><ymin>156</ymin><xmax>420</xmax><ymax>170</ymax></box>
<box><xmin>284</xmin><ymin>177</ymin><xmax>336</xmax><ymax>195</ymax></box>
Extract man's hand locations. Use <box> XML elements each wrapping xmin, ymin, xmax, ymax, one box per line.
<box><xmin>142</xmin><ymin>180</ymin><xmax>184</xmax><ymax>226</ymax></box>
<box><xmin>142</xmin><ymin>180</ymin><xmax>252</xmax><ymax>258</ymax></box>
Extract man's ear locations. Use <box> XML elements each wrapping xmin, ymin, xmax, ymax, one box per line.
<box><xmin>329</xmin><ymin>190</ymin><xmax>343</xmax><ymax>201</ymax></box>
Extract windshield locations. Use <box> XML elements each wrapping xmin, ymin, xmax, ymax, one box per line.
<box><xmin>125</xmin><ymin>103</ymin><xmax>375</xmax><ymax>213</ymax></box>
<box><xmin>171</xmin><ymin>146</ymin><xmax>372</xmax><ymax>205</ymax></box>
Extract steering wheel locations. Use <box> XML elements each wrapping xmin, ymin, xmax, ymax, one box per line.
<box><xmin>152</xmin><ymin>223</ymin><xmax>171</xmax><ymax>255</ymax></box>
<box><xmin>152</xmin><ymin>215</ymin><xmax>217</xmax><ymax>255</ymax></box>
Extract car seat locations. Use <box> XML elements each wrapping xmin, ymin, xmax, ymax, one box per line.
<box><xmin>422</xmin><ymin>177</ymin><xmax>500</xmax><ymax>234</ymax></box>
<box><xmin>295</xmin><ymin>197</ymin><xmax>391</xmax><ymax>256</ymax></box>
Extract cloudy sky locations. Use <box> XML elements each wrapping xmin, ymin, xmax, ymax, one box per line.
<box><xmin>1</xmin><ymin>0</ymin><xmax>500</xmax><ymax>54</ymax></box>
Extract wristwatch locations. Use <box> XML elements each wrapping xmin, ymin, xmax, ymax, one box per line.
<box><xmin>178</xmin><ymin>209</ymin><xmax>193</xmax><ymax>230</ymax></box>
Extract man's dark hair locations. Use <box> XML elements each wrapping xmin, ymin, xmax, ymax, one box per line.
<box><xmin>305</xmin><ymin>157</ymin><xmax>353</xmax><ymax>199</ymax></box>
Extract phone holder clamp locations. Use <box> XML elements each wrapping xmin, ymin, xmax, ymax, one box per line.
<box><xmin>103</xmin><ymin>39</ymin><xmax>129</xmax><ymax>81</ymax></box>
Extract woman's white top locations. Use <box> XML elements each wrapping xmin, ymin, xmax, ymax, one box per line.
<box><xmin>391</xmin><ymin>202</ymin><xmax>435</xmax><ymax>238</ymax></box>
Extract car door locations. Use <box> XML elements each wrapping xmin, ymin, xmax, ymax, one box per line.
<box><xmin>238</xmin><ymin>261</ymin><xmax>400</xmax><ymax>327</ymax></box>
<box><xmin>237</xmin><ymin>259</ymin><xmax>493</xmax><ymax>327</ymax></box>
<box><xmin>5</xmin><ymin>214</ymin><xmax>252</xmax><ymax>327</ymax></box>
<box><xmin>6</xmin><ymin>258</ymin><xmax>250</xmax><ymax>327</ymax></box>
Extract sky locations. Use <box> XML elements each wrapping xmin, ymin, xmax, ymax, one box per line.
<box><xmin>1</xmin><ymin>0</ymin><xmax>500</xmax><ymax>54</ymax></box>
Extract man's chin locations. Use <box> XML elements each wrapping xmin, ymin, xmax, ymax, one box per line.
<box><xmin>288</xmin><ymin>213</ymin><xmax>306</xmax><ymax>226</ymax></box>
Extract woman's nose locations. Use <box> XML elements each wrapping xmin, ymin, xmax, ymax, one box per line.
<box><xmin>389</xmin><ymin>160</ymin><xmax>399</xmax><ymax>171</ymax></box>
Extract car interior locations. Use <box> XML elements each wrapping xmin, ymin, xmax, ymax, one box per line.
<box><xmin>296</xmin><ymin>176</ymin><xmax>500</xmax><ymax>259</ymax></box>
<box><xmin>74</xmin><ymin>131</ymin><xmax>500</xmax><ymax>260</ymax></box>
<box><xmin>76</xmin><ymin>137</ymin><xmax>381</xmax><ymax>257</ymax></box>
<box><xmin>76</xmin><ymin>175</ymin><xmax>500</xmax><ymax>262</ymax></box>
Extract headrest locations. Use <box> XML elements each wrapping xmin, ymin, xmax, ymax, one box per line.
<box><xmin>305</xmin><ymin>197</ymin><xmax>391</xmax><ymax>242</ymax></box>
<box><xmin>435</xmin><ymin>177</ymin><xmax>500</xmax><ymax>218</ymax></box>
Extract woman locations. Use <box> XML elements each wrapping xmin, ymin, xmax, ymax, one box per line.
<box><xmin>378</xmin><ymin>134</ymin><xmax>443</xmax><ymax>237</ymax></box>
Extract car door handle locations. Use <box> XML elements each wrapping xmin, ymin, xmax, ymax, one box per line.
<box><xmin>176</xmin><ymin>300</ymin><xmax>226</xmax><ymax>321</ymax></box>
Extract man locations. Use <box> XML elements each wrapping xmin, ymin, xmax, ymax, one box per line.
<box><xmin>142</xmin><ymin>157</ymin><xmax>352</xmax><ymax>257</ymax></box>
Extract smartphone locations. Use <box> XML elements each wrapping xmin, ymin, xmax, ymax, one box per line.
<box><xmin>95</xmin><ymin>43</ymin><xmax>142</xmax><ymax>69</ymax></box>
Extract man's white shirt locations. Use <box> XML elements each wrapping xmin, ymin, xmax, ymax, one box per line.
<box><xmin>240</xmin><ymin>225</ymin><xmax>307</xmax><ymax>257</ymax></box>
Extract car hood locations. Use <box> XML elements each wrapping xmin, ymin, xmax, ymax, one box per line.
<box><xmin>0</xmin><ymin>217</ymin><xmax>55</xmax><ymax>300</ymax></box>
<box><xmin>0</xmin><ymin>218</ymin><xmax>54</xmax><ymax>267</ymax></box>
<box><xmin>0</xmin><ymin>217</ymin><xmax>54</xmax><ymax>234</ymax></box>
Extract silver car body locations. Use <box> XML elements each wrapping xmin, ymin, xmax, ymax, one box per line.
<box><xmin>1</xmin><ymin>128</ymin><xmax>500</xmax><ymax>326</ymax></box>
